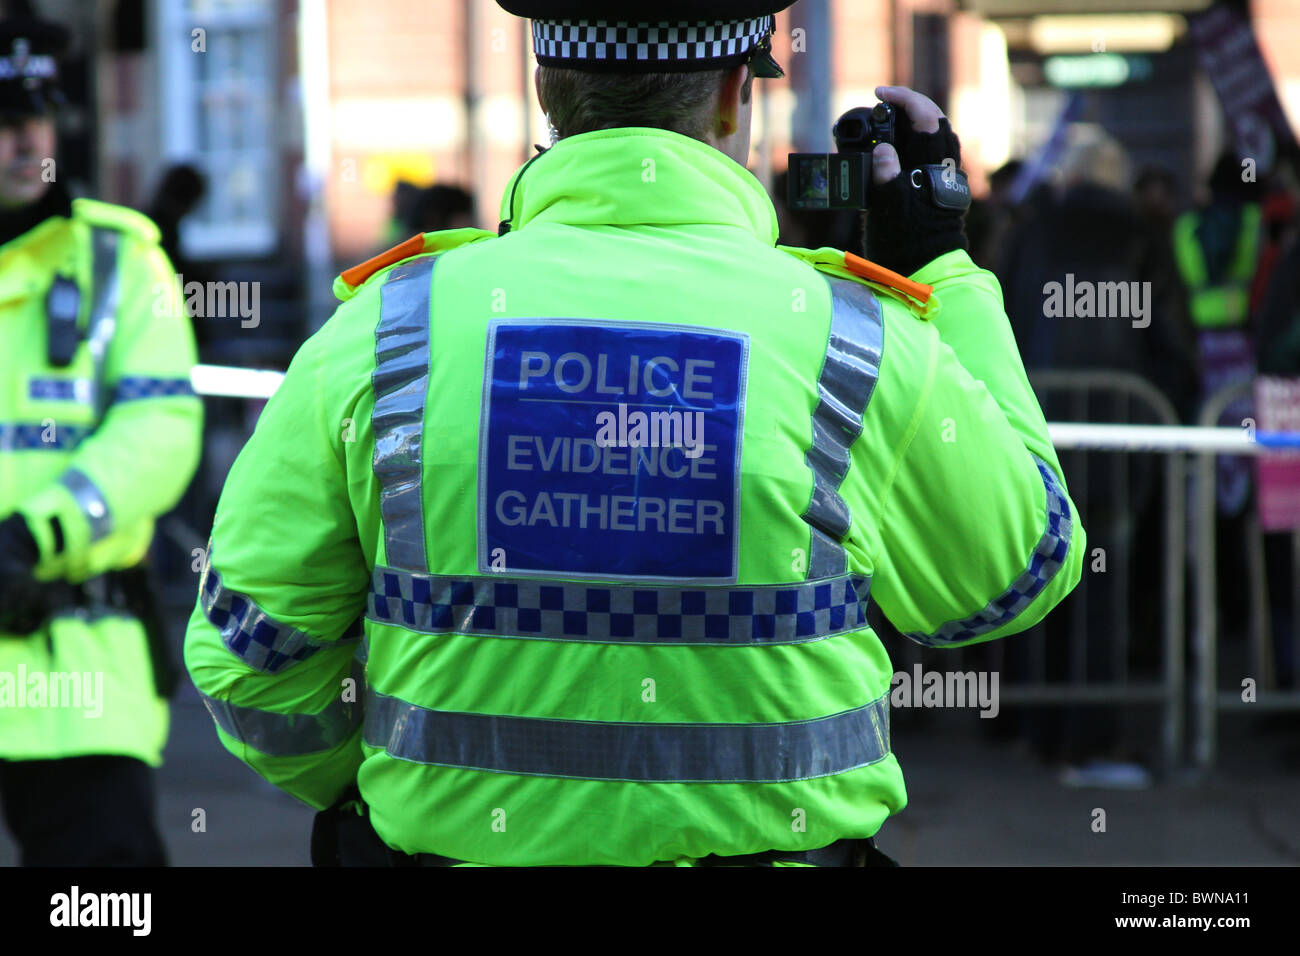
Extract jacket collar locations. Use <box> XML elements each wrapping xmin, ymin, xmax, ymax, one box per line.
<box><xmin>499</xmin><ymin>127</ymin><xmax>778</xmax><ymax>244</ymax></box>
<box><xmin>0</xmin><ymin>188</ymin><xmax>74</xmax><ymax>306</ymax></box>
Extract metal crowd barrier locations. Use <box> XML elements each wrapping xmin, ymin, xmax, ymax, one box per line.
<box><xmin>1193</xmin><ymin>380</ymin><xmax>1300</xmax><ymax>771</ymax></box>
<box><xmin>1037</xmin><ymin>370</ymin><xmax>1186</xmax><ymax>773</ymax></box>
<box><xmin>186</xmin><ymin>365</ymin><xmax>1300</xmax><ymax>773</ymax></box>
<box><xmin>879</xmin><ymin>370</ymin><xmax>1187</xmax><ymax>772</ymax></box>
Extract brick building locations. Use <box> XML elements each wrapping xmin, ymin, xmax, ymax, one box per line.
<box><xmin>38</xmin><ymin>0</ymin><xmax>1300</xmax><ymax>336</ymax></box>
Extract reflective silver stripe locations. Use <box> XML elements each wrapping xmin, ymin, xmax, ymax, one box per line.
<box><xmin>59</xmin><ymin>468</ymin><xmax>112</xmax><ymax>542</ymax></box>
<box><xmin>199</xmin><ymin>565</ymin><xmax>361</xmax><ymax>673</ymax></box>
<box><xmin>907</xmin><ymin>455</ymin><xmax>1073</xmax><ymax>646</ymax></box>
<box><xmin>86</xmin><ymin>227</ymin><xmax>121</xmax><ymax>420</ymax></box>
<box><xmin>802</xmin><ymin>277</ymin><xmax>883</xmax><ymax>578</ymax></box>
<box><xmin>368</xmin><ymin>565</ymin><xmax>869</xmax><ymax>645</ymax></box>
<box><xmin>372</xmin><ymin>256</ymin><xmax>436</xmax><ymax>571</ymax></box>
<box><xmin>363</xmin><ymin>688</ymin><xmax>890</xmax><ymax>782</ymax></box>
<box><xmin>199</xmin><ymin>662</ymin><xmax>365</xmax><ymax>757</ymax></box>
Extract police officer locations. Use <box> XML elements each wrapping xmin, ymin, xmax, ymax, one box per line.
<box><xmin>0</xmin><ymin>14</ymin><xmax>203</xmax><ymax>865</ymax></box>
<box><xmin>1173</xmin><ymin>150</ymin><xmax>1262</xmax><ymax>516</ymax></box>
<box><xmin>186</xmin><ymin>0</ymin><xmax>1085</xmax><ymax>867</ymax></box>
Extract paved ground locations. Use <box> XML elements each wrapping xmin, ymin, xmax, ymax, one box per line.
<box><xmin>3</xmin><ymin>673</ymin><xmax>1296</xmax><ymax>867</ymax></box>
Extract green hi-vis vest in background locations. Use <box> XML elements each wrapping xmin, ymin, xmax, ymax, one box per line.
<box><xmin>186</xmin><ymin>127</ymin><xmax>1086</xmax><ymax>866</ymax></box>
<box><xmin>1173</xmin><ymin>204</ymin><xmax>1262</xmax><ymax>329</ymax></box>
<box><xmin>1</xmin><ymin>198</ymin><xmax>203</xmax><ymax>765</ymax></box>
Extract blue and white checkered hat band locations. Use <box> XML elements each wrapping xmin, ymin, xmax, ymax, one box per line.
<box><xmin>0</xmin><ymin>53</ymin><xmax>56</xmax><ymax>81</ymax></box>
<box><xmin>532</xmin><ymin>17</ymin><xmax>773</xmax><ymax>71</ymax></box>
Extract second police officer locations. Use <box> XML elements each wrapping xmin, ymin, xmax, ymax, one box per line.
<box><xmin>0</xmin><ymin>12</ymin><xmax>202</xmax><ymax>866</ymax></box>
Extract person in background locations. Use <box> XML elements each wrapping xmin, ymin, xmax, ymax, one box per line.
<box><xmin>967</xmin><ymin>158</ymin><xmax>1023</xmax><ymax>270</ymax></box>
<box><xmin>146</xmin><ymin>163</ymin><xmax>205</xmax><ymax>279</ymax></box>
<box><xmin>380</xmin><ymin>181</ymin><xmax>477</xmax><ymax>254</ymax></box>
<box><xmin>1133</xmin><ymin>165</ymin><xmax>1180</xmax><ymax>233</ymax></box>
<box><xmin>996</xmin><ymin>129</ymin><xmax>1189</xmax><ymax>788</ymax></box>
<box><xmin>146</xmin><ymin>162</ymin><xmax>208</xmax><ymax>347</ymax></box>
<box><xmin>408</xmin><ymin>183</ymin><xmax>477</xmax><ymax>233</ymax></box>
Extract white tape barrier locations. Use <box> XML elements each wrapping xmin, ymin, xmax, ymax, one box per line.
<box><xmin>191</xmin><ymin>365</ymin><xmax>1300</xmax><ymax>454</ymax></box>
<box><xmin>1047</xmin><ymin>423</ymin><xmax>1299</xmax><ymax>455</ymax></box>
<box><xmin>191</xmin><ymin>364</ymin><xmax>285</xmax><ymax>400</ymax></box>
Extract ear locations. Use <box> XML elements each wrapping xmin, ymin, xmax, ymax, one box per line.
<box><xmin>713</xmin><ymin>64</ymin><xmax>751</xmax><ymax>138</ymax></box>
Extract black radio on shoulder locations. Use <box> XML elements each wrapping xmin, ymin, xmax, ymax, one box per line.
<box><xmin>45</xmin><ymin>276</ymin><xmax>82</xmax><ymax>367</ymax></box>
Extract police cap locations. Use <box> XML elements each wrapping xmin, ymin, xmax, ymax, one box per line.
<box><xmin>0</xmin><ymin>16</ymin><xmax>69</xmax><ymax>116</ymax></box>
<box><xmin>496</xmin><ymin>1</ymin><xmax>796</xmax><ymax>78</ymax></box>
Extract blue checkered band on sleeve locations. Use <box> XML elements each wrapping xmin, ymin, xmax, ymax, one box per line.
<box><xmin>368</xmin><ymin>567</ymin><xmax>871</xmax><ymax>645</ymax></box>
<box><xmin>200</xmin><ymin>566</ymin><xmax>363</xmax><ymax>674</ymax></box>
<box><xmin>532</xmin><ymin>17</ymin><xmax>772</xmax><ymax>69</ymax></box>
<box><xmin>906</xmin><ymin>455</ymin><xmax>1073</xmax><ymax>647</ymax></box>
<box><xmin>0</xmin><ymin>422</ymin><xmax>92</xmax><ymax>451</ymax></box>
<box><xmin>113</xmin><ymin>376</ymin><xmax>196</xmax><ymax>401</ymax></box>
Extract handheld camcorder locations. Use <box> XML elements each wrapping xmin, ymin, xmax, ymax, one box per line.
<box><xmin>787</xmin><ymin>103</ymin><xmax>895</xmax><ymax>211</ymax></box>
<box><xmin>787</xmin><ymin>102</ymin><xmax>972</xmax><ymax>214</ymax></box>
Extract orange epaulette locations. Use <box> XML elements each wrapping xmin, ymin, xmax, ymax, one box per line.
<box><xmin>844</xmin><ymin>251</ymin><xmax>934</xmax><ymax>307</ymax></box>
<box><xmin>340</xmin><ymin>234</ymin><xmax>427</xmax><ymax>289</ymax></box>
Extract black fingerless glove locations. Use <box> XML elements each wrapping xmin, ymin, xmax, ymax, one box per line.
<box><xmin>865</xmin><ymin>114</ymin><xmax>970</xmax><ymax>278</ymax></box>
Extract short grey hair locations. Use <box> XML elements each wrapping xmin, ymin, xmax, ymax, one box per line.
<box><xmin>537</xmin><ymin>66</ymin><xmax>750</xmax><ymax>142</ymax></box>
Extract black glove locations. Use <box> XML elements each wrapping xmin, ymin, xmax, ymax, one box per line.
<box><xmin>865</xmin><ymin>108</ymin><xmax>970</xmax><ymax>278</ymax></box>
<box><xmin>0</xmin><ymin>513</ymin><xmax>49</xmax><ymax>635</ymax></box>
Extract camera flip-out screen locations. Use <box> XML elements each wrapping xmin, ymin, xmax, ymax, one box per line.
<box><xmin>787</xmin><ymin>151</ymin><xmax>869</xmax><ymax>211</ymax></box>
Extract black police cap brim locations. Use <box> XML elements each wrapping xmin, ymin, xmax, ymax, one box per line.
<box><xmin>497</xmin><ymin>1</ymin><xmax>796</xmax><ymax>21</ymax></box>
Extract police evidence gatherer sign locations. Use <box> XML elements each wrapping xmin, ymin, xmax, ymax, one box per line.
<box><xmin>479</xmin><ymin>320</ymin><xmax>748</xmax><ymax>581</ymax></box>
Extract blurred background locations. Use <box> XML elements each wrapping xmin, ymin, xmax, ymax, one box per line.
<box><xmin>2</xmin><ymin>0</ymin><xmax>1298</xmax><ymax>865</ymax></box>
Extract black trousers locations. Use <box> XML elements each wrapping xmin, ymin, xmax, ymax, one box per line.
<box><xmin>313</xmin><ymin>797</ymin><xmax>898</xmax><ymax>867</ymax></box>
<box><xmin>0</xmin><ymin>755</ymin><xmax>168</xmax><ymax>866</ymax></box>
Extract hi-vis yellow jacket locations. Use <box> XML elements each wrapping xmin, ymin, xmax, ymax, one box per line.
<box><xmin>186</xmin><ymin>127</ymin><xmax>1084</xmax><ymax>865</ymax></box>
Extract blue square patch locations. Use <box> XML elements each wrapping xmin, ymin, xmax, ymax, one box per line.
<box><xmin>479</xmin><ymin>320</ymin><xmax>748</xmax><ymax>581</ymax></box>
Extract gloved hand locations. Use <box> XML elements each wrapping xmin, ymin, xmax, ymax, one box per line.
<box><xmin>865</xmin><ymin>85</ymin><xmax>970</xmax><ymax>278</ymax></box>
<box><xmin>0</xmin><ymin>513</ymin><xmax>49</xmax><ymax>635</ymax></box>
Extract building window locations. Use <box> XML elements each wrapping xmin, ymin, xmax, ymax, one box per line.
<box><xmin>156</xmin><ymin>0</ymin><xmax>277</xmax><ymax>257</ymax></box>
